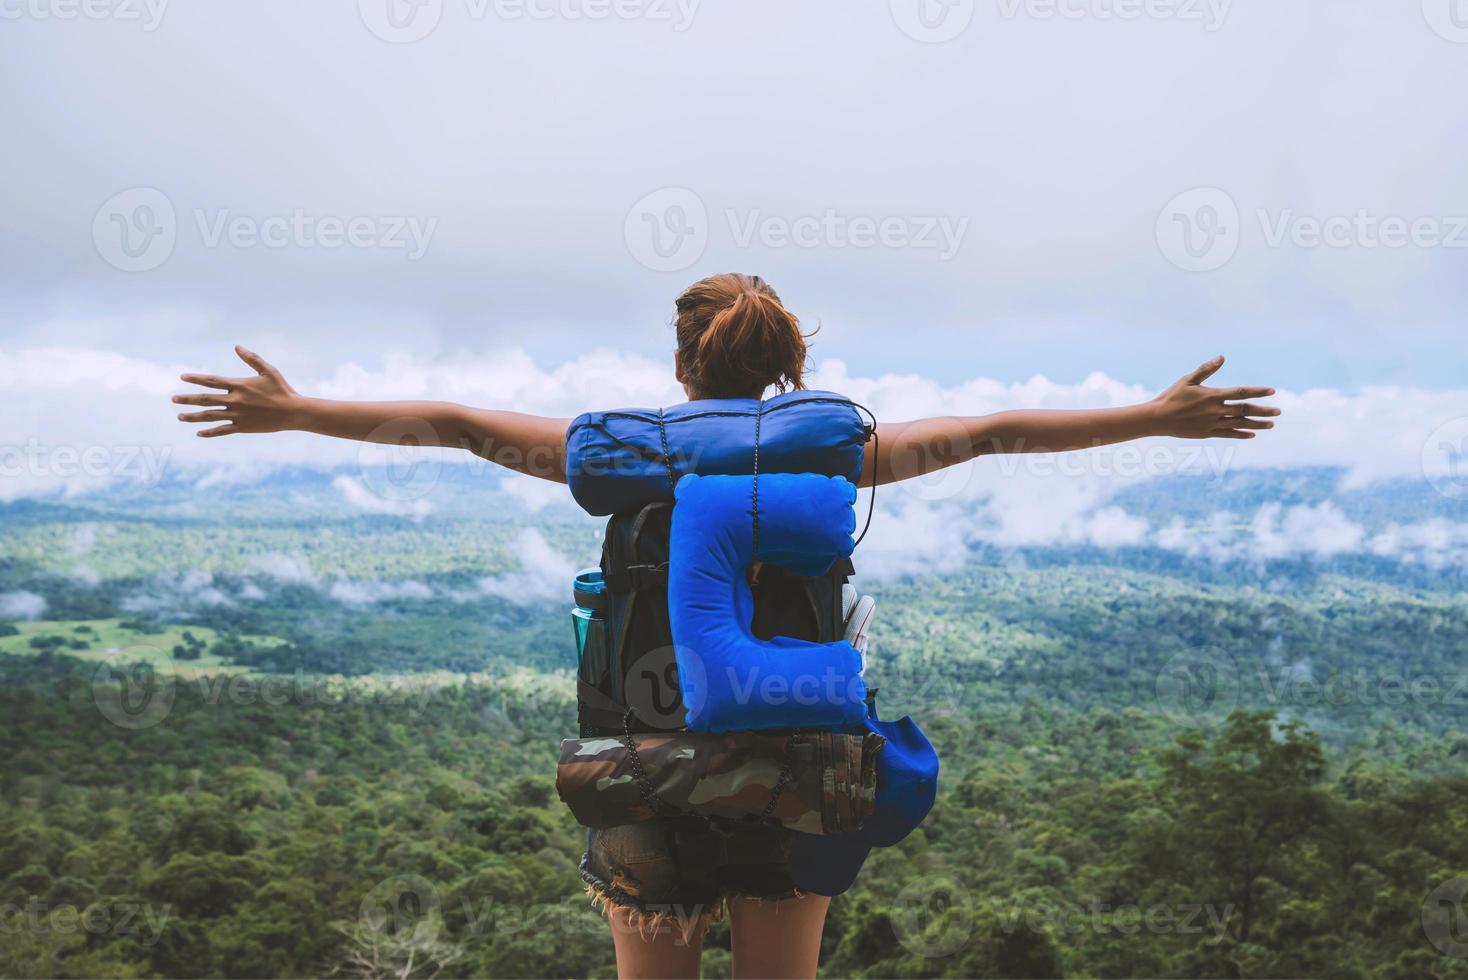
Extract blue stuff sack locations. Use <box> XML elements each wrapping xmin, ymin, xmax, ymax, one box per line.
<box><xmin>667</xmin><ymin>473</ymin><xmax>868</xmax><ymax>733</ymax></box>
<box><xmin>791</xmin><ymin>712</ymin><xmax>940</xmax><ymax>896</ymax></box>
<box><xmin>564</xmin><ymin>390</ymin><xmax>867</xmax><ymax>516</ymax></box>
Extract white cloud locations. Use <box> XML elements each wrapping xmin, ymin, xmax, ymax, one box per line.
<box><xmin>1368</xmin><ymin>519</ymin><xmax>1468</xmax><ymax>569</ymax></box>
<box><xmin>500</xmin><ymin>472</ymin><xmax>571</xmax><ymax>514</ymax></box>
<box><xmin>1251</xmin><ymin>502</ymin><xmax>1365</xmax><ymax>560</ymax></box>
<box><xmin>1151</xmin><ymin>503</ymin><xmax>1468</xmax><ymax>568</ymax></box>
<box><xmin>121</xmin><ymin>572</ymin><xmax>233</xmax><ymax>616</ymax></box>
<box><xmin>0</xmin><ymin>591</ymin><xmax>47</xmax><ymax>620</ymax></box>
<box><xmin>477</xmin><ymin>528</ymin><xmax>579</xmax><ymax>603</ymax></box>
<box><xmin>68</xmin><ymin>524</ymin><xmax>97</xmax><ymax>555</ymax></box>
<box><xmin>248</xmin><ymin>552</ymin><xmax>319</xmax><ymax>585</ymax></box>
<box><xmin>327</xmin><ymin>578</ymin><xmax>435</xmax><ymax>606</ymax></box>
<box><xmin>1085</xmin><ymin>506</ymin><xmax>1151</xmax><ymax>548</ymax></box>
<box><xmin>332</xmin><ymin>475</ymin><xmax>434</xmax><ymax>522</ymax></box>
<box><xmin>68</xmin><ymin>565</ymin><xmax>102</xmax><ymax>587</ymax></box>
<box><xmin>851</xmin><ymin>494</ymin><xmax>972</xmax><ymax>582</ymax></box>
<box><xmin>3</xmin><ymin>346</ymin><xmax>1463</xmax><ymax>507</ymax></box>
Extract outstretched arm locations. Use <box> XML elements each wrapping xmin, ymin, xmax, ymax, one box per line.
<box><xmin>174</xmin><ymin>347</ymin><xmax>570</xmax><ymax>482</ymax></box>
<box><xmin>864</xmin><ymin>356</ymin><xmax>1279</xmax><ymax>486</ymax></box>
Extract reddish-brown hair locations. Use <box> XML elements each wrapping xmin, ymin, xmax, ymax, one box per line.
<box><xmin>674</xmin><ymin>273</ymin><xmax>812</xmax><ymax>399</ymax></box>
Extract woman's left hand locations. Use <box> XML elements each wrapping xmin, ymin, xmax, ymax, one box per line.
<box><xmin>1149</xmin><ymin>356</ymin><xmax>1280</xmax><ymax>440</ymax></box>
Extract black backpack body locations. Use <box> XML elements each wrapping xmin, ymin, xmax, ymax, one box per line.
<box><xmin>576</xmin><ymin>501</ymin><xmax>855</xmax><ymax>737</ymax></box>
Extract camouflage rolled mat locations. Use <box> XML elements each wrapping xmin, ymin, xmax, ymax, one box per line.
<box><xmin>556</xmin><ymin>730</ymin><xmax>884</xmax><ymax>835</ymax></box>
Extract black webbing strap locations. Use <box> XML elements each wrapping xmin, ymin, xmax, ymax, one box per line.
<box><xmin>602</xmin><ymin>563</ymin><xmax>668</xmax><ymax>593</ymax></box>
<box><xmin>577</xmin><ymin>678</ymin><xmax>633</xmax><ymax>731</ymax></box>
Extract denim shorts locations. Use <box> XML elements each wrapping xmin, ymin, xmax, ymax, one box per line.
<box><xmin>580</xmin><ymin>818</ymin><xmax>801</xmax><ymax>938</ymax></box>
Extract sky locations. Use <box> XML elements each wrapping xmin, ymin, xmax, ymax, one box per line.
<box><xmin>1</xmin><ymin>0</ymin><xmax>1466</xmax><ymax>511</ymax></box>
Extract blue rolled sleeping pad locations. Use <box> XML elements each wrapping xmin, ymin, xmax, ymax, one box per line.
<box><xmin>668</xmin><ymin>471</ymin><xmax>939</xmax><ymax>896</ymax></box>
<box><xmin>668</xmin><ymin>473</ymin><xmax>868</xmax><ymax>732</ymax></box>
<box><xmin>563</xmin><ymin>389</ymin><xmax>868</xmax><ymax>516</ymax></box>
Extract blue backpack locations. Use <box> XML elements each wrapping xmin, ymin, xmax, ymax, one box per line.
<box><xmin>564</xmin><ymin>394</ymin><xmax>938</xmax><ymax>895</ymax></box>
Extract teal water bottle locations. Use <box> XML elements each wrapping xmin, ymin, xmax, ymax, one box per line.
<box><xmin>572</xmin><ymin>568</ymin><xmax>609</xmax><ymax>687</ymax></box>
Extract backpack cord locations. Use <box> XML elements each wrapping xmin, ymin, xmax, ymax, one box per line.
<box><xmin>751</xmin><ymin>397</ymin><xmax>764</xmax><ymax>561</ymax></box>
<box><xmin>622</xmin><ymin>708</ymin><xmax>673</xmax><ymax>816</ymax></box>
<box><xmin>656</xmin><ymin>407</ymin><xmax>678</xmax><ymax>489</ymax></box>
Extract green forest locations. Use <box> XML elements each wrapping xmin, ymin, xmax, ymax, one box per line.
<box><xmin>2</xmin><ymin>467</ymin><xmax>1467</xmax><ymax>978</ymax></box>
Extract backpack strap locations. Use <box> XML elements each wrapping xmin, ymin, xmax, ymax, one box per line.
<box><xmin>577</xmin><ymin>678</ymin><xmax>634</xmax><ymax>731</ymax></box>
<box><xmin>603</xmin><ymin>563</ymin><xmax>668</xmax><ymax>593</ymax></box>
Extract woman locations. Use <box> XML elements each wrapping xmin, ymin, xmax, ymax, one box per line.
<box><xmin>174</xmin><ymin>272</ymin><xmax>1278</xmax><ymax>978</ymax></box>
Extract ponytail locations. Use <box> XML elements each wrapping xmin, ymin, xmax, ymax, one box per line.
<box><xmin>675</xmin><ymin>274</ymin><xmax>813</xmax><ymax>399</ymax></box>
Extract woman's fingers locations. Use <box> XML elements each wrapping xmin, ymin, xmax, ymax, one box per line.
<box><xmin>198</xmin><ymin>423</ymin><xmax>237</xmax><ymax>438</ymax></box>
<box><xmin>235</xmin><ymin>345</ymin><xmax>276</xmax><ymax>376</ymax></box>
<box><xmin>1183</xmin><ymin>355</ymin><xmax>1225</xmax><ymax>385</ymax></box>
<box><xmin>177</xmin><ymin>410</ymin><xmax>236</xmax><ymax>423</ymax></box>
<box><xmin>1219</xmin><ymin>417</ymin><xmax>1274</xmax><ymax>430</ymax></box>
<box><xmin>1219</xmin><ymin>386</ymin><xmax>1276</xmax><ymax>400</ymax></box>
<box><xmin>172</xmin><ymin>393</ymin><xmax>230</xmax><ymax>407</ymax></box>
<box><xmin>1211</xmin><ymin>428</ymin><xmax>1257</xmax><ymax>439</ymax></box>
<box><xmin>179</xmin><ymin>372</ymin><xmax>244</xmax><ymax>390</ymax></box>
<box><xmin>1222</xmin><ymin>401</ymin><xmax>1280</xmax><ymax>417</ymax></box>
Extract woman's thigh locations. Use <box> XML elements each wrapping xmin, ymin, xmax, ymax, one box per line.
<box><xmin>607</xmin><ymin>905</ymin><xmax>706</xmax><ymax>980</ymax></box>
<box><xmin>728</xmin><ymin>893</ymin><xmax>831</xmax><ymax>980</ymax></box>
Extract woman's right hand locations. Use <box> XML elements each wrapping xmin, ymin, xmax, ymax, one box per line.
<box><xmin>174</xmin><ymin>346</ymin><xmax>305</xmax><ymax>438</ymax></box>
